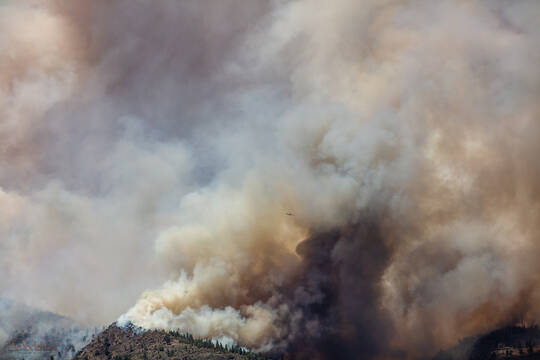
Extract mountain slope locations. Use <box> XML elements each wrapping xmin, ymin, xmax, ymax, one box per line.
<box><xmin>433</xmin><ymin>326</ymin><xmax>540</xmax><ymax>360</ymax></box>
<box><xmin>0</xmin><ymin>298</ymin><xmax>98</xmax><ymax>360</ymax></box>
<box><xmin>73</xmin><ymin>324</ymin><xmax>270</xmax><ymax>360</ymax></box>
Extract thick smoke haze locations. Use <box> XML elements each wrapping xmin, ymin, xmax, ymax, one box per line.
<box><xmin>1</xmin><ymin>0</ymin><xmax>540</xmax><ymax>359</ymax></box>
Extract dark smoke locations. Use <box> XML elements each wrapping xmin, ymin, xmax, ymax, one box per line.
<box><xmin>289</xmin><ymin>220</ymin><xmax>394</xmax><ymax>359</ymax></box>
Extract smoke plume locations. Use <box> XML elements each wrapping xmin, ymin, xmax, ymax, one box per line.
<box><xmin>1</xmin><ymin>0</ymin><xmax>540</xmax><ymax>358</ymax></box>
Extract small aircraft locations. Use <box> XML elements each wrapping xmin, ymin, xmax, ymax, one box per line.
<box><xmin>286</xmin><ymin>212</ymin><xmax>294</xmax><ymax>216</ymax></box>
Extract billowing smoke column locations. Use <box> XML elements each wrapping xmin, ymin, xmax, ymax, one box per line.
<box><xmin>1</xmin><ymin>0</ymin><xmax>540</xmax><ymax>358</ymax></box>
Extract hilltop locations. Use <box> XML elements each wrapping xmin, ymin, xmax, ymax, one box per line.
<box><xmin>72</xmin><ymin>324</ymin><xmax>271</xmax><ymax>360</ymax></box>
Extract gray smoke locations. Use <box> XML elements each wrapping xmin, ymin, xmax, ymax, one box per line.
<box><xmin>1</xmin><ymin>1</ymin><xmax>540</xmax><ymax>359</ymax></box>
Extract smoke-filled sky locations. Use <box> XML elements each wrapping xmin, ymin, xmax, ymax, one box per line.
<box><xmin>1</xmin><ymin>0</ymin><xmax>540</xmax><ymax>358</ymax></box>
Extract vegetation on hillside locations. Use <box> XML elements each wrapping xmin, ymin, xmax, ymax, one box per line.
<box><xmin>433</xmin><ymin>326</ymin><xmax>540</xmax><ymax>360</ymax></box>
<box><xmin>73</xmin><ymin>323</ymin><xmax>273</xmax><ymax>360</ymax></box>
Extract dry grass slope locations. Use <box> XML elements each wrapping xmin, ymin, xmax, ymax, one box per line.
<box><xmin>72</xmin><ymin>324</ymin><xmax>271</xmax><ymax>360</ymax></box>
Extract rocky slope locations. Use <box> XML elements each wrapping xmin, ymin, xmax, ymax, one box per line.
<box><xmin>72</xmin><ymin>324</ymin><xmax>271</xmax><ymax>360</ymax></box>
